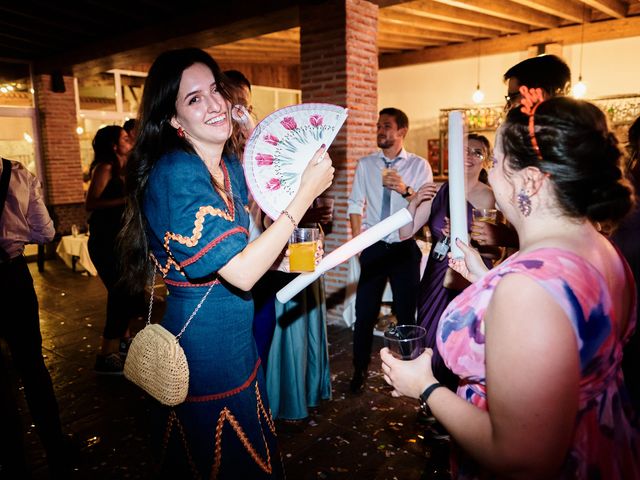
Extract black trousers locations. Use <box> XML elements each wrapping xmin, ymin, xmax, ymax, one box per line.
<box><xmin>353</xmin><ymin>239</ymin><xmax>421</xmax><ymax>371</ymax></box>
<box><xmin>88</xmin><ymin>233</ymin><xmax>144</xmax><ymax>340</ymax></box>
<box><xmin>0</xmin><ymin>256</ymin><xmax>66</xmax><ymax>475</ymax></box>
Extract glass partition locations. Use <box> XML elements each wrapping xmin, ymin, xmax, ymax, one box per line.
<box><xmin>0</xmin><ymin>114</ymin><xmax>38</xmax><ymax>175</ymax></box>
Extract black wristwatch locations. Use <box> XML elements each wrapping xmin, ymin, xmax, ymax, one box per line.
<box><xmin>419</xmin><ymin>382</ymin><xmax>443</xmax><ymax>412</ymax></box>
<box><xmin>401</xmin><ymin>186</ymin><xmax>414</xmax><ymax>198</ymax></box>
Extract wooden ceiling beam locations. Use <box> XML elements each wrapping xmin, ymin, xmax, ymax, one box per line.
<box><xmin>434</xmin><ymin>0</ymin><xmax>562</xmax><ymax>28</ymax></box>
<box><xmin>380</xmin><ymin>14</ymin><xmax>640</xmax><ymax>68</ymax></box>
<box><xmin>369</xmin><ymin>0</ymin><xmax>417</xmax><ymax>5</ymax></box>
<box><xmin>225</xmin><ymin>38</ymin><xmax>299</xmax><ymax>49</ymax></box>
<box><xmin>393</xmin><ymin>1</ymin><xmax>529</xmax><ymax>33</ymax></box>
<box><xmin>204</xmin><ymin>53</ymin><xmax>299</xmax><ymax>65</ymax></box>
<box><xmin>379</xmin><ymin>9</ymin><xmax>501</xmax><ymax>36</ymax></box>
<box><xmin>578</xmin><ymin>0</ymin><xmax>627</xmax><ymax>19</ymax></box>
<box><xmin>378</xmin><ymin>21</ymin><xmax>474</xmax><ymax>42</ymax></box>
<box><xmin>260</xmin><ymin>27</ymin><xmax>300</xmax><ymax>41</ymax></box>
<box><xmin>379</xmin><ymin>35</ymin><xmax>445</xmax><ymax>48</ymax></box>
<box><xmin>507</xmin><ymin>0</ymin><xmax>585</xmax><ymax>23</ymax></box>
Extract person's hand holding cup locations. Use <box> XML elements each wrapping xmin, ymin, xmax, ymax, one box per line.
<box><xmin>289</xmin><ymin>227</ymin><xmax>320</xmax><ymax>273</ymax></box>
<box><xmin>383</xmin><ymin>325</ymin><xmax>427</xmax><ymax>360</ymax></box>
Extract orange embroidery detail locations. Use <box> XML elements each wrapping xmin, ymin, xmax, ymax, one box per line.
<box><xmin>161</xmin><ymin>410</ymin><xmax>201</xmax><ymax>478</ymax></box>
<box><xmin>210</xmin><ymin>383</ymin><xmax>276</xmax><ymax>479</ymax></box>
<box><xmin>164</xmin><ymin>206</ymin><xmax>234</xmax><ymax>251</ymax></box>
<box><xmin>150</xmin><ymin>252</ymin><xmax>182</xmax><ymax>277</ymax></box>
<box><xmin>152</xmin><ymin>158</ymin><xmax>248</xmax><ymax>282</ymax></box>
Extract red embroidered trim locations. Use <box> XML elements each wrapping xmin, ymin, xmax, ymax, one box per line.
<box><xmin>179</xmin><ymin>226</ymin><xmax>248</xmax><ymax>268</ymax></box>
<box><xmin>163</xmin><ymin>278</ymin><xmax>220</xmax><ymax>288</ymax></box>
<box><xmin>185</xmin><ymin>359</ymin><xmax>261</xmax><ymax>403</ymax></box>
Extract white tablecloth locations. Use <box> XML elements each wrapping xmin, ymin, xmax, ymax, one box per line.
<box><xmin>56</xmin><ymin>234</ymin><xmax>98</xmax><ymax>276</ymax></box>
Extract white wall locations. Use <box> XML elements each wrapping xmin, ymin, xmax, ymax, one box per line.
<box><xmin>378</xmin><ymin>36</ymin><xmax>640</xmax><ymax>160</ymax></box>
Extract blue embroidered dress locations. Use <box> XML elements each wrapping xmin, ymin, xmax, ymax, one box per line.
<box><xmin>143</xmin><ymin>150</ymin><xmax>282</xmax><ymax>479</ymax></box>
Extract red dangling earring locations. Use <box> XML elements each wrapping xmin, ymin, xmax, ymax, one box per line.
<box><xmin>177</xmin><ymin>127</ymin><xmax>185</xmax><ymax>138</ymax></box>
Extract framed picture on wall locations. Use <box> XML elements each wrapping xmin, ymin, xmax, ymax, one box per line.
<box><xmin>427</xmin><ymin>138</ymin><xmax>440</xmax><ymax>176</ymax></box>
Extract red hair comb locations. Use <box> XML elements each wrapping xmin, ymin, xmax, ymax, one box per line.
<box><xmin>519</xmin><ymin>86</ymin><xmax>545</xmax><ymax>161</ymax></box>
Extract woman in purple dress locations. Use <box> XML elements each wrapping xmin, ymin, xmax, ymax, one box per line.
<box><xmin>399</xmin><ymin>134</ymin><xmax>495</xmax><ymax>389</ymax></box>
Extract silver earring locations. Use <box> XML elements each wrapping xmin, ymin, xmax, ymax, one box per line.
<box><xmin>517</xmin><ymin>189</ymin><xmax>532</xmax><ymax>217</ymax></box>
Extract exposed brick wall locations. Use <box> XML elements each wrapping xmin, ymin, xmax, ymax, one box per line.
<box><xmin>35</xmin><ymin>74</ymin><xmax>85</xmax><ymax>237</ymax></box>
<box><xmin>49</xmin><ymin>203</ymin><xmax>89</xmax><ymax>237</ymax></box>
<box><xmin>300</xmin><ymin>0</ymin><xmax>378</xmax><ymax>323</ymax></box>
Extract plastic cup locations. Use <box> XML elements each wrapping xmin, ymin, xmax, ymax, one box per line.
<box><xmin>383</xmin><ymin>325</ymin><xmax>426</xmax><ymax>360</ymax></box>
<box><xmin>472</xmin><ymin>208</ymin><xmax>498</xmax><ymax>224</ymax></box>
<box><xmin>289</xmin><ymin>227</ymin><xmax>319</xmax><ymax>272</ymax></box>
<box><xmin>382</xmin><ymin>167</ymin><xmax>395</xmax><ymax>185</ymax></box>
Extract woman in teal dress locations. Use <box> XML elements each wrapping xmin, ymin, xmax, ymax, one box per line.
<box><xmin>118</xmin><ymin>48</ymin><xmax>334</xmax><ymax>479</ymax></box>
<box><xmin>266</xmin><ymin>272</ymin><xmax>332</xmax><ymax>421</ymax></box>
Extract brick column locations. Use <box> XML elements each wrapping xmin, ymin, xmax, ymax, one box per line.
<box><xmin>300</xmin><ymin>0</ymin><xmax>378</xmax><ymax>323</ymax></box>
<box><xmin>35</xmin><ymin>75</ymin><xmax>86</xmax><ymax>235</ymax></box>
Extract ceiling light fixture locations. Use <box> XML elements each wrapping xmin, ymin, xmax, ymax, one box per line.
<box><xmin>472</xmin><ymin>36</ymin><xmax>484</xmax><ymax>104</ymax></box>
<box><xmin>572</xmin><ymin>5</ymin><xmax>588</xmax><ymax>99</ymax></box>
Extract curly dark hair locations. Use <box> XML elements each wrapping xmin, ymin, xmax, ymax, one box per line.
<box><xmin>500</xmin><ymin>96</ymin><xmax>634</xmax><ymax>225</ymax></box>
<box><xmin>117</xmin><ymin>48</ymin><xmax>240</xmax><ymax>293</ymax></box>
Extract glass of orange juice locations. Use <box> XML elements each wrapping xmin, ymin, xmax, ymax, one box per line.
<box><xmin>289</xmin><ymin>227</ymin><xmax>319</xmax><ymax>272</ymax></box>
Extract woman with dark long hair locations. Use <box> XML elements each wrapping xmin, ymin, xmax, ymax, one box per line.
<box><xmin>86</xmin><ymin>125</ymin><xmax>140</xmax><ymax>374</ymax></box>
<box><xmin>118</xmin><ymin>48</ymin><xmax>333</xmax><ymax>478</ymax></box>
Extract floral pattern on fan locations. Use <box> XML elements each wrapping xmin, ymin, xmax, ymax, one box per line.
<box><xmin>243</xmin><ymin>103</ymin><xmax>348</xmax><ymax>220</ymax></box>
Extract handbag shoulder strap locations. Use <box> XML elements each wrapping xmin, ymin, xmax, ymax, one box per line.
<box><xmin>145</xmin><ymin>264</ymin><xmax>214</xmax><ymax>341</ymax></box>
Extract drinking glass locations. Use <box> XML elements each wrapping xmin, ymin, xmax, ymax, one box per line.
<box><xmin>289</xmin><ymin>227</ymin><xmax>319</xmax><ymax>272</ymax></box>
<box><xmin>383</xmin><ymin>325</ymin><xmax>427</xmax><ymax>360</ymax></box>
<box><xmin>472</xmin><ymin>208</ymin><xmax>498</xmax><ymax>224</ymax></box>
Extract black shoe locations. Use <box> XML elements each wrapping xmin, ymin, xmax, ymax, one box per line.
<box><xmin>119</xmin><ymin>337</ymin><xmax>133</xmax><ymax>359</ymax></box>
<box><xmin>94</xmin><ymin>353</ymin><xmax>124</xmax><ymax>375</ymax></box>
<box><xmin>350</xmin><ymin>369</ymin><xmax>367</xmax><ymax>394</ymax></box>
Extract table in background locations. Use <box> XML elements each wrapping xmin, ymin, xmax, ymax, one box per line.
<box><xmin>56</xmin><ymin>234</ymin><xmax>97</xmax><ymax>276</ymax></box>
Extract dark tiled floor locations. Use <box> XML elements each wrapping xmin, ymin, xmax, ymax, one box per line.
<box><xmin>8</xmin><ymin>259</ymin><xmax>450</xmax><ymax>479</ymax></box>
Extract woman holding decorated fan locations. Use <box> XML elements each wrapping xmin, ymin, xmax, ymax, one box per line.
<box><xmin>118</xmin><ymin>48</ymin><xmax>333</xmax><ymax>478</ymax></box>
<box><xmin>382</xmin><ymin>90</ymin><xmax>639</xmax><ymax>479</ymax></box>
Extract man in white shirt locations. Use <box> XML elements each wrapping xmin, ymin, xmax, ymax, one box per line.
<box><xmin>0</xmin><ymin>159</ymin><xmax>72</xmax><ymax>476</ymax></box>
<box><xmin>347</xmin><ymin>108</ymin><xmax>432</xmax><ymax>393</ymax></box>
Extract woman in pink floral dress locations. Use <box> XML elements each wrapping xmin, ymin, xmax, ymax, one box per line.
<box><xmin>381</xmin><ymin>92</ymin><xmax>639</xmax><ymax>479</ymax></box>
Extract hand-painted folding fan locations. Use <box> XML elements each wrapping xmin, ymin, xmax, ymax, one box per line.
<box><xmin>243</xmin><ymin>103</ymin><xmax>348</xmax><ymax>220</ymax></box>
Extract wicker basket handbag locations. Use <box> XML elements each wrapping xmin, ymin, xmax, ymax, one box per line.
<box><xmin>124</xmin><ymin>269</ymin><xmax>214</xmax><ymax>406</ymax></box>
